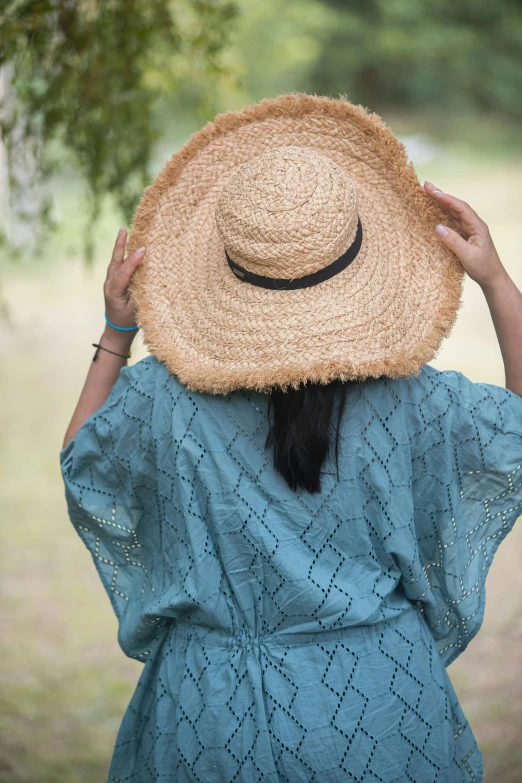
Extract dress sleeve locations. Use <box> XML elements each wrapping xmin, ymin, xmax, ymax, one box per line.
<box><xmin>59</xmin><ymin>356</ymin><xmax>167</xmax><ymax>662</ymax></box>
<box><xmin>401</xmin><ymin>365</ymin><xmax>522</xmax><ymax>667</ymax></box>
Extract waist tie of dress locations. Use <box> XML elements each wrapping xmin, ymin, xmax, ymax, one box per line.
<box><xmin>167</xmin><ymin>605</ymin><xmax>419</xmax><ymax>651</ymax></box>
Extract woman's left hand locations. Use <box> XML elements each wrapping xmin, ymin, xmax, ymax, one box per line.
<box><xmin>104</xmin><ymin>227</ymin><xmax>145</xmax><ymax>330</ymax></box>
<box><xmin>62</xmin><ymin>229</ymin><xmax>146</xmax><ymax>449</ymax></box>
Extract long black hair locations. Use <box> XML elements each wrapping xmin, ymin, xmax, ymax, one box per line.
<box><xmin>265</xmin><ymin>381</ymin><xmax>351</xmax><ymax>494</ymax></box>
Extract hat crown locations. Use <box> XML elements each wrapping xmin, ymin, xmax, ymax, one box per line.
<box><xmin>216</xmin><ymin>146</ymin><xmax>359</xmax><ymax>279</ymax></box>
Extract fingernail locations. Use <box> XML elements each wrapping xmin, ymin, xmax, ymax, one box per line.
<box><xmin>118</xmin><ymin>226</ymin><xmax>125</xmax><ymax>236</ymax></box>
<box><xmin>136</xmin><ymin>246</ymin><xmax>145</xmax><ymax>255</ymax></box>
<box><xmin>425</xmin><ymin>181</ymin><xmax>444</xmax><ymax>194</ymax></box>
<box><xmin>435</xmin><ymin>224</ymin><xmax>449</xmax><ymax>237</ymax></box>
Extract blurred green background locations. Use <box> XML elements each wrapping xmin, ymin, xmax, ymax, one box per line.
<box><xmin>1</xmin><ymin>1</ymin><xmax>521</xmax><ymax>781</ymax></box>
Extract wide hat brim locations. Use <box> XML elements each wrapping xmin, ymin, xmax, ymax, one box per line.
<box><xmin>128</xmin><ymin>93</ymin><xmax>464</xmax><ymax>393</ymax></box>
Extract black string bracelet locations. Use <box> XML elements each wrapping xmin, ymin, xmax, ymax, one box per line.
<box><xmin>92</xmin><ymin>342</ymin><xmax>131</xmax><ymax>361</ymax></box>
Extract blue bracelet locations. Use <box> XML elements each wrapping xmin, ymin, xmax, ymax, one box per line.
<box><xmin>104</xmin><ymin>312</ymin><xmax>140</xmax><ymax>332</ymax></box>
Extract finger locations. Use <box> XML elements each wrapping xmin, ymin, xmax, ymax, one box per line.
<box><xmin>435</xmin><ymin>197</ymin><xmax>481</xmax><ymax>237</ymax></box>
<box><xmin>424</xmin><ymin>184</ymin><xmax>484</xmax><ymax>237</ymax></box>
<box><xmin>422</xmin><ymin>183</ymin><xmax>468</xmax><ymax>237</ymax></box>
<box><xmin>109</xmin><ymin>227</ymin><xmax>127</xmax><ymax>269</ymax></box>
<box><xmin>435</xmin><ymin>224</ymin><xmax>473</xmax><ymax>262</ymax></box>
<box><xmin>118</xmin><ymin>246</ymin><xmax>145</xmax><ymax>284</ymax></box>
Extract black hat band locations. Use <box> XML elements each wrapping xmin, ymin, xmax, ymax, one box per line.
<box><xmin>225</xmin><ymin>218</ymin><xmax>363</xmax><ymax>291</ymax></box>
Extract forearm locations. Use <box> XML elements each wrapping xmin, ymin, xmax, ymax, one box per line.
<box><xmin>482</xmin><ymin>270</ymin><xmax>522</xmax><ymax>397</ymax></box>
<box><xmin>62</xmin><ymin>326</ymin><xmax>136</xmax><ymax>449</ymax></box>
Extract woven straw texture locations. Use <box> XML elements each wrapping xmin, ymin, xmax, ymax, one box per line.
<box><xmin>216</xmin><ymin>146</ymin><xmax>359</xmax><ymax>278</ymax></box>
<box><xmin>127</xmin><ymin>93</ymin><xmax>464</xmax><ymax>394</ymax></box>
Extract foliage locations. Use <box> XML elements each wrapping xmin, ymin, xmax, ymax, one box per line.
<box><xmin>310</xmin><ymin>0</ymin><xmax>522</xmax><ymax>116</ymax></box>
<box><xmin>221</xmin><ymin>0</ymin><xmax>328</xmax><ymax>105</ymax></box>
<box><xmin>1</xmin><ymin>0</ymin><xmax>522</xmax><ymax>261</ymax></box>
<box><xmin>0</xmin><ymin>0</ymin><xmax>238</xmax><ymax>262</ymax></box>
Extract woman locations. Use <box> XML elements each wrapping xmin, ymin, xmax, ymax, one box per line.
<box><xmin>60</xmin><ymin>95</ymin><xmax>522</xmax><ymax>782</ymax></box>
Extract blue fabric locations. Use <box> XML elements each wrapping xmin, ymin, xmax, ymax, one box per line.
<box><xmin>60</xmin><ymin>355</ymin><xmax>522</xmax><ymax>782</ymax></box>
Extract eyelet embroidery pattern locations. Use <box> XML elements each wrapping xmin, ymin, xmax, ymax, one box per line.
<box><xmin>60</xmin><ymin>357</ymin><xmax>522</xmax><ymax>782</ymax></box>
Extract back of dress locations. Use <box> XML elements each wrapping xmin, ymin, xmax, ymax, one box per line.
<box><xmin>60</xmin><ymin>355</ymin><xmax>522</xmax><ymax>783</ymax></box>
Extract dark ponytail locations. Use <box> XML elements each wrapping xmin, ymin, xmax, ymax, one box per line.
<box><xmin>265</xmin><ymin>381</ymin><xmax>351</xmax><ymax>494</ymax></box>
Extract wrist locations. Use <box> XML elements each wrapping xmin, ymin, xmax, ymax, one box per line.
<box><xmin>101</xmin><ymin>324</ymin><xmax>136</xmax><ymax>351</ymax></box>
<box><xmin>480</xmin><ymin>266</ymin><xmax>512</xmax><ymax>298</ymax></box>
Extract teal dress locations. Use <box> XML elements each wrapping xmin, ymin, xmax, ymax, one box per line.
<box><xmin>60</xmin><ymin>355</ymin><xmax>522</xmax><ymax>783</ymax></box>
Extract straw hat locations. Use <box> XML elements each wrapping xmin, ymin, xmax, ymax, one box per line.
<box><xmin>127</xmin><ymin>93</ymin><xmax>464</xmax><ymax>394</ymax></box>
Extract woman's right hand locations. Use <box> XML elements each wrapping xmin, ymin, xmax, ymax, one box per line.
<box><xmin>423</xmin><ymin>181</ymin><xmax>506</xmax><ymax>289</ymax></box>
<box><xmin>424</xmin><ymin>181</ymin><xmax>522</xmax><ymax>397</ymax></box>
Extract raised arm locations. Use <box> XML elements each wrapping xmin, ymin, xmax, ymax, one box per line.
<box><xmin>424</xmin><ymin>181</ymin><xmax>522</xmax><ymax>397</ymax></box>
<box><xmin>62</xmin><ymin>228</ymin><xmax>145</xmax><ymax>449</ymax></box>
